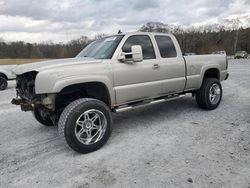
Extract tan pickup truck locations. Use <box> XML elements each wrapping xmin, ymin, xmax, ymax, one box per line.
<box><xmin>12</xmin><ymin>32</ymin><xmax>229</xmax><ymax>153</ymax></box>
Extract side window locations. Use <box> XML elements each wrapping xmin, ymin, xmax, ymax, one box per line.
<box><xmin>155</xmin><ymin>36</ymin><xmax>177</xmax><ymax>58</ymax></box>
<box><xmin>122</xmin><ymin>35</ymin><xmax>156</xmax><ymax>59</ymax></box>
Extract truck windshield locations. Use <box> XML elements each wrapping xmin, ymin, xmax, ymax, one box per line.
<box><xmin>77</xmin><ymin>35</ymin><xmax>124</xmax><ymax>59</ymax></box>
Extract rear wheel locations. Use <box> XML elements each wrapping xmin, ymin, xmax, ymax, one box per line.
<box><xmin>0</xmin><ymin>76</ymin><xmax>8</xmax><ymax>91</ymax></box>
<box><xmin>32</xmin><ymin>108</ymin><xmax>54</xmax><ymax>126</ymax></box>
<box><xmin>58</xmin><ymin>98</ymin><xmax>112</xmax><ymax>154</ymax></box>
<box><xmin>196</xmin><ymin>78</ymin><xmax>222</xmax><ymax>110</ymax></box>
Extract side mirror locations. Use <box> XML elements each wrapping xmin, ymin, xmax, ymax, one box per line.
<box><xmin>119</xmin><ymin>45</ymin><xmax>143</xmax><ymax>63</ymax></box>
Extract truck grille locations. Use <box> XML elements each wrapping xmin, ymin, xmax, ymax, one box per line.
<box><xmin>16</xmin><ymin>71</ymin><xmax>38</xmax><ymax>100</ymax></box>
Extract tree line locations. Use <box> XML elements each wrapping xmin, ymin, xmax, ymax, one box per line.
<box><xmin>0</xmin><ymin>36</ymin><xmax>90</xmax><ymax>59</ymax></box>
<box><xmin>0</xmin><ymin>23</ymin><xmax>249</xmax><ymax>58</ymax></box>
<box><xmin>175</xmin><ymin>28</ymin><xmax>250</xmax><ymax>55</ymax></box>
<box><xmin>139</xmin><ymin>22</ymin><xmax>250</xmax><ymax>55</ymax></box>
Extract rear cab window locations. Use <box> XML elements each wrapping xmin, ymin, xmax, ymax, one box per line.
<box><xmin>155</xmin><ymin>35</ymin><xmax>177</xmax><ymax>58</ymax></box>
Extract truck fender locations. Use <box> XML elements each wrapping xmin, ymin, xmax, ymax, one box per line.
<box><xmin>198</xmin><ymin>65</ymin><xmax>220</xmax><ymax>88</ymax></box>
<box><xmin>35</xmin><ymin>75</ymin><xmax>115</xmax><ymax>106</ymax></box>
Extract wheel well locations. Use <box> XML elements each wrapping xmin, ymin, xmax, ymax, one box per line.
<box><xmin>203</xmin><ymin>68</ymin><xmax>220</xmax><ymax>80</ymax></box>
<box><xmin>55</xmin><ymin>82</ymin><xmax>111</xmax><ymax>111</ymax></box>
<box><xmin>0</xmin><ymin>73</ymin><xmax>7</xmax><ymax>80</ymax></box>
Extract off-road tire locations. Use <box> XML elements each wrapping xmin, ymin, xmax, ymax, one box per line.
<box><xmin>0</xmin><ymin>76</ymin><xmax>8</xmax><ymax>91</ymax></box>
<box><xmin>32</xmin><ymin>108</ymin><xmax>54</xmax><ymax>126</ymax></box>
<box><xmin>58</xmin><ymin>98</ymin><xmax>112</xmax><ymax>154</ymax></box>
<box><xmin>196</xmin><ymin>78</ymin><xmax>222</xmax><ymax>110</ymax></box>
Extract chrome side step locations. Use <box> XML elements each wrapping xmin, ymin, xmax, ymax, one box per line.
<box><xmin>114</xmin><ymin>94</ymin><xmax>185</xmax><ymax>113</ymax></box>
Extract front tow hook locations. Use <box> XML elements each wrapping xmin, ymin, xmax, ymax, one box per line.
<box><xmin>11</xmin><ymin>98</ymin><xmax>34</xmax><ymax>111</ymax></box>
<box><xmin>11</xmin><ymin>98</ymin><xmax>22</xmax><ymax>105</ymax></box>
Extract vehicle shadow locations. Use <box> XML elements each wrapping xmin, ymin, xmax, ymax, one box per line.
<box><xmin>28</xmin><ymin>96</ymin><xmax>201</xmax><ymax>154</ymax></box>
<box><xmin>112</xmin><ymin>96</ymin><xmax>199</xmax><ymax>132</ymax></box>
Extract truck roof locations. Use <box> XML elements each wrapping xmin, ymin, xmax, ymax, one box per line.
<box><xmin>117</xmin><ymin>32</ymin><xmax>173</xmax><ymax>37</ymax></box>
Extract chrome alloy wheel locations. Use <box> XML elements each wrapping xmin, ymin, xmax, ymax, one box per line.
<box><xmin>75</xmin><ymin>109</ymin><xmax>107</xmax><ymax>145</ymax></box>
<box><xmin>209</xmin><ymin>83</ymin><xmax>221</xmax><ymax>105</ymax></box>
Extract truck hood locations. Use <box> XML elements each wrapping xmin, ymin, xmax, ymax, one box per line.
<box><xmin>13</xmin><ymin>58</ymin><xmax>101</xmax><ymax>75</ymax></box>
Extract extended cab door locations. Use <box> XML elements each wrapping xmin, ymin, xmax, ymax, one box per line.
<box><xmin>113</xmin><ymin>34</ymin><xmax>162</xmax><ymax>105</ymax></box>
<box><xmin>153</xmin><ymin>35</ymin><xmax>186</xmax><ymax>94</ymax></box>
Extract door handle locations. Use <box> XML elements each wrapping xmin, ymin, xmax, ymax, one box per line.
<box><xmin>152</xmin><ymin>64</ymin><xmax>160</xmax><ymax>69</ymax></box>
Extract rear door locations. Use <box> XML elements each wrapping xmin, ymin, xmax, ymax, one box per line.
<box><xmin>154</xmin><ymin>35</ymin><xmax>186</xmax><ymax>94</ymax></box>
<box><xmin>113</xmin><ymin>34</ymin><xmax>162</xmax><ymax>105</ymax></box>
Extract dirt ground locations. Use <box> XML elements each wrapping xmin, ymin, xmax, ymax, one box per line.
<box><xmin>0</xmin><ymin>59</ymin><xmax>50</xmax><ymax>65</ymax></box>
<box><xmin>0</xmin><ymin>59</ymin><xmax>250</xmax><ymax>188</ymax></box>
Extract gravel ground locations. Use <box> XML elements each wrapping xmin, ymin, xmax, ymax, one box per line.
<box><xmin>0</xmin><ymin>59</ymin><xmax>250</xmax><ymax>188</ymax></box>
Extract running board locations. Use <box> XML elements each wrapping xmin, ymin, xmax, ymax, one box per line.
<box><xmin>114</xmin><ymin>94</ymin><xmax>186</xmax><ymax>113</ymax></box>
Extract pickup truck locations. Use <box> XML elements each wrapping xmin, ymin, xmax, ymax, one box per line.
<box><xmin>12</xmin><ymin>32</ymin><xmax>229</xmax><ymax>153</ymax></box>
<box><xmin>0</xmin><ymin>65</ymin><xmax>16</xmax><ymax>90</ymax></box>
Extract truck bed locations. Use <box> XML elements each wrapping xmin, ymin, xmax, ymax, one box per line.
<box><xmin>184</xmin><ymin>54</ymin><xmax>228</xmax><ymax>90</ymax></box>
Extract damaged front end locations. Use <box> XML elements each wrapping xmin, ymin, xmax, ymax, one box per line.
<box><xmin>11</xmin><ymin>71</ymin><xmax>55</xmax><ymax>111</ymax></box>
<box><xmin>11</xmin><ymin>97</ymin><xmax>35</xmax><ymax>111</ymax></box>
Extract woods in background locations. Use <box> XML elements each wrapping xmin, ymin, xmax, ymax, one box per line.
<box><xmin>139</xmin><ymin>22</ymin><xmax>250</xmax><ymax>55</ymax></box>
<box><xmin>0</xmin><ymin>36</ymin><xmax>90</xmax><ymax>59</ymax></box>
<box><xmin>175</xmin><ymin>28</ymin><xmax>250</xmax><ymax>55</ymax></box>
<box><xmin>0</xmin><ymin>22</ymin><xmax>249</xmax><ymax>58</ymax></box>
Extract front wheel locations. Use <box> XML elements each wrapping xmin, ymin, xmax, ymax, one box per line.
<box><xmin>196</xmin><ymin>78</ymin><xmax>222</xmax><ymax>110</ymax></box>
<box><xmin>0</xmin><ymin>76</ymin><xmax>8</xmax><ymax>91</ymax></box>
<box><xmin>58</xmin><ymin>98</ymin><xmax>112</xmax><ymax>154</ymax></box>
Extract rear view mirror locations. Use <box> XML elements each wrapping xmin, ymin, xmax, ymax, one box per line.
<box><xmin>119</xmin><ymin>45</ymin><xmax>143</xmax><ymax>63</ymax></box>
<box><xmin>130</xmin><ymin>45</ymin><xmax>143</xmax><ymax>62</ymax></box>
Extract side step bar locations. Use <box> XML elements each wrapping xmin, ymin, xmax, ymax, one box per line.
<box><xmin>114</xmin><ymin>94</ymin><xmax>186</xmax><ymax>113</ymax></box>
